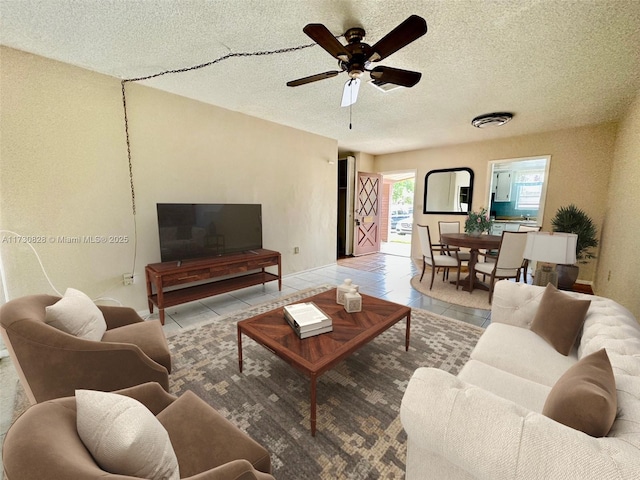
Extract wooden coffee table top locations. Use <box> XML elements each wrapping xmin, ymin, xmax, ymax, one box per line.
<box><xmin>237</xmin><ymin>288</ymin><xmax>411</xmax><ymax>435</ymax></box>
<box><xmin>237</xmin><ymin>288</ymin><xmax>411</xmax><ymax>377</ymax></box>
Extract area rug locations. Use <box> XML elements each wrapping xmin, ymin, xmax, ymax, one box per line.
<box><xmin>9</xmin><ymin>285</ymin><xmax>484</xmax><ymax>479</ymax></box>
<box><xmin>410</xmin><ymin>268</ymin><xmax>491</xmax><ymax>311</ymax></box>
<box><xmin>167</xmin><ymin>285</ymin><xmax>484</xmax><ymax>479</ymax></box>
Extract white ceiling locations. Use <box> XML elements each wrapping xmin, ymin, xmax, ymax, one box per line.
<box><xmin>2</xmin><ymin>0</ymin><xmax>639</xmax><ymax>156</ymax></box>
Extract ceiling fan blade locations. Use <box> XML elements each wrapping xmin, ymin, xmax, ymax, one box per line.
<box><xmin>287</xmin><ymin>70</ymin><xmax>340</xmax><ymax>87</ymax></box>
<box><xmin>341</xmin><ymin>78</ymin><xmax>361</xmax><ymax>107</ymax></box>
<box><xmin>369</xmin><ymin>15</ymin><xmax>427</xmax><ymax>62</ymax></box>
<box><xmin>303</xmin><ymin>24</ymin><xmax>350</xmax><ymax>61</ymax></box>
<box><xmin>370</xmin><ymin>66</ymin><xmax>422</xmax><ymax>87</ymax></box>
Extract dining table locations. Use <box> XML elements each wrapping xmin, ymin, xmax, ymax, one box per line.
<box><xmin>440</xmin><ymin>233</ymin><xmax>502</xmax><ymax>292</ymax></box>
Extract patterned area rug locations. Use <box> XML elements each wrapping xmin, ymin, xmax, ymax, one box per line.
<box><xmin>410</xmin><ymin>267</ymin><xmax>492</xmax><ymax>311</ymax></box>
<box><xmin>8</xmin><ymin>285</ymin><xmax>483</xmax><ymax>478</ymax></box>
<box><xmin>167</xmin><ymin>285</ymin><xmax>484</xmax><ymax>479</ymax></box>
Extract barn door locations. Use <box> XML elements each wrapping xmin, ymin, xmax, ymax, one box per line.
<box><xmin>353</xmin><ymin>172</ymin><xmax>382</xmax><ymax>256</ymax></box>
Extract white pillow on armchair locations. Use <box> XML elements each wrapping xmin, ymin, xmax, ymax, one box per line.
<box><xmin>45</xmin><ymin>287</ymin><xmax>107</xmax><ymax>340</ymax></box>
<box><xmin>76</xmin><ymin>389</ymin><xmax>180</xmax><ymax>479</ymax></box>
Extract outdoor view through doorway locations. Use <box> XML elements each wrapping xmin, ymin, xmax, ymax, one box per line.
<box><xmin>381</xmin><ymin>172</ymin><xmax>415</xmax><ymax>257</ymax></box>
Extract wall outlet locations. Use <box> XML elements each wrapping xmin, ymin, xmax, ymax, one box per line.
<box><xmin>123</xmin><ymin>273</ymin><xmax>134</xmax><ymax>286</ymax></box>
<box><xmin>294</xmin><ymin>246</ymin><xmax>300</xmax><ymax>254</ymax></box>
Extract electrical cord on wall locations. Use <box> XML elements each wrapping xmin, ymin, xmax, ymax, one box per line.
<box><xmin>118</xmin><ymin>38</ymin><xmax>326</xmax><ymax>281</ymax></box>
<box><xmin>0</xmin><ymin>230</ymin><xmax>62</xmax><ymax>297</ymax></box>
<box><xmin>0</xmin><ymin>230</ymin><xmax>122</xmax><ymax>305</ymax></box>
<box><xmin>4</xmin><ymin>39</ymin><xmax>332</xmax><ymax>305</ymax></box>
<box><xmin>120</xmin><ymin>80</ymin><xmax>138</xmax><ymax>280</ymax></box>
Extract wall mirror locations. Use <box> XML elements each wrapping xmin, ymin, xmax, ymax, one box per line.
<box><xmin>423</xmin><ymin>167</ymin><xmax>474</xmax><ymax>214</ymax></box>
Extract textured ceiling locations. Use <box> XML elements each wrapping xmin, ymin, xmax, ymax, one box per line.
<box><xmin>1</xmin><ymin>0</ymin><xmax>639</xmax><ymax>155</ymax></box>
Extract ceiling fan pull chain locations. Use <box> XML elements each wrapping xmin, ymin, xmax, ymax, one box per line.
<box><xmin>349</xmin><ymin>80</ymin><xmax>354</xmax><ymax>129</ymax></box>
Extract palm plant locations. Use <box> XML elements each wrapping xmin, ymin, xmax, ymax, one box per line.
<box><xmin>551</xmin><ymin>204</ymin><xmax>598</xmax><ymax>263</ymax></box>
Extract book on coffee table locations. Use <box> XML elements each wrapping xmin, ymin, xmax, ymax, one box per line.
<box><xmin>296</xmin><ymin>324</ymin><xmax>333</xmax><ymax>339</ymax></box>
<box><xmin>283</xmin><ymin>302</ymin><xmax>332</xmax><ymax>338</ymax></box>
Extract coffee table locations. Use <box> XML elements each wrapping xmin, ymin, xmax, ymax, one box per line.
<box><xmin>237</xmin><ymin>288</ymin><xmax>411</xmax><ymax>436</ymax></box>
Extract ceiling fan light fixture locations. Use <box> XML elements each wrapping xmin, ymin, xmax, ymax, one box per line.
<box><xmin>471</xmin><ymin>112</ymin><xmax>514</xmax><ymax>128</ymax></box>
<box><xmin>288</xmin><ymin>15</ymin><xmax>428</xmax><ymax>107</ymax></box>
<box><xmin>368</xmin><ymin>79</ymin><xmax>402</xmax><ymax>92</ymax></box>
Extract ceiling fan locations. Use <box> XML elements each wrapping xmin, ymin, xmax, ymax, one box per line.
<box><xmin>287</xmin><ymin>15</ymin><xmax>428</xmax><ymax>107</ymax></box>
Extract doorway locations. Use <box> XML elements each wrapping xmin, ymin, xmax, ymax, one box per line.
<box><xmin>337</xmin><ymin>156</ymin><xmax>355</xmax><ymax>257</ymax></box>
<box><xmin>380</xmin><ymin>171</ymin><xmax>415</xmax><ymax>257</ymax></box>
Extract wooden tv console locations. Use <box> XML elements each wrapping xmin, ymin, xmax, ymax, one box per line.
<box><xmin>145</xmin><ymin>249</ymin><xmax>281</xmax><ymax>325</ymax></box>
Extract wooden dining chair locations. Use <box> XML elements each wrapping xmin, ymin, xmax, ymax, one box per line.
<box><xmin>474</xmin><ymin>231</ymin><xmax>528</xmax><ymax>303</ymax></box>
<box><xmin>416</xmin><ymin>224</ymin><xmax>463</xmax><ymax>290</ymax></box>
<box><xmin>482</xmin><ymin>224</ymin><xmax>540</xmax><ymax>270</ymax></box>
<box><xmin>517</xmin><ymin>224</ymin><xmax>541</xmax><ymax>282</ymax></box>
<box><xmin>438</xmin><ymin>221</ymin><xmax>471</xmax><ymax>262</ymax></box>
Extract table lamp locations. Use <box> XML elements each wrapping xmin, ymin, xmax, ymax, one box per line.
<box><xmin>523</xmin><ymin>232</ymin><xmax>577</xmax><ymax>287</ymax></box>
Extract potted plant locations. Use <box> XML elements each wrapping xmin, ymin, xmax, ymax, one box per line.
<box><xmin>465</xmin><ymin>207</ymin><xmax>493</xmax><ymax>236</ymax></box>
<box><xmin>550</xmin><ymin>204</ymin><xmax>599</xmax><ymax>289</ymax></box>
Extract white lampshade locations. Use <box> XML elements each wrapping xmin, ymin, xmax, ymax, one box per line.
<box><xmin>523</xmin><ymin>232</ymin><xmax>578</xmax><ymax>265</ymax></box>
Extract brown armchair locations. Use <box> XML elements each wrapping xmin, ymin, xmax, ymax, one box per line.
<box><xmin>2</xmin><ymin>382</ymin><xmax>274</xmax><ymax>480</ymax></box>
<box><xmin>0</xmin><ymin>294</ymin><xmax>171</xmax><ymax>404</ymax></box>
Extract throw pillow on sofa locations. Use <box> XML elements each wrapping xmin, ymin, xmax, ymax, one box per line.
<box><xmin>530</xmin><ymin>283</ymin><xmax>591</xmax><ymax>355</ymax></box>
<box><xmin>44</xmin><ymin>287</ymin><xmax>107</xmax><ymax>341</ymax></box>
<box><xmin>76</xmin><ymin>389</ymin><xmax>180</xmax><ymax>479</ymax></box>
<box><xmin>542</xmin><ymin>348</ymin><xmax>617</xmax><ymax>437</ymax></box>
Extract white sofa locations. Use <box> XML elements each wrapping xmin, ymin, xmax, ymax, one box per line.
<box><xmin>401</xmin><ymin>281</ymin><xmax>640</xmax><ymax>479</ymax></box>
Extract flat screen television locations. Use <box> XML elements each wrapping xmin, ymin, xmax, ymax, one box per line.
<box><xmin>156</xmin><ymin>203</ymin><xmax>262</xmax><ymax>262</ymax></box>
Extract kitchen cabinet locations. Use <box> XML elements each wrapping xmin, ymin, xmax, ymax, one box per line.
<box><xmin>490</xmin><ymin>222</ymin><xmax>519</xmax><ymax>235</ymax></box>
<box><xmin>493</xmin><ymin>171</ymin><xmax>513</xmax><ymax>202</ymax></box>
<box><xmin>491</xmin><ymin>221</ymin><xmax>533</xmax><ymax>235</ymax></box>
<box><xmin>491</xmin><ymin>223</ymin><xmax>505</xmax><ymax>236</ymax></box>
<box><xmin>505</xmin><ymin>223</ymin><xmax>520</xmax><ymax>232</ymax></box>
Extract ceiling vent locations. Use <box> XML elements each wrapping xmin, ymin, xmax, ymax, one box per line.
<box><xmin>471</xmin><ymin>112</ymin><xmax>514</xmax><ymax>128</ymax></box>
<box><xmin>368</xmin><ymin>79</ymin><xmax>403</xmax><ymax>92</ymax></box>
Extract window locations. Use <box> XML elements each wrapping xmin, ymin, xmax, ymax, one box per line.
<box><xmin>516</xmin><ymin>184</ymin><xmax>543</xmax><ymax>210</ymax></box>
<box><xmin>514</xmin><ymin>170</ymin><xmax>544</xmax><ymax>210</ymax></box>
<box><xmin>515</xmin><ymin>171</ymin><xmax>544</xmax><ymax>183</ymax></box>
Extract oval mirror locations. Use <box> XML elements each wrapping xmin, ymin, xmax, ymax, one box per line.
<box><xmin>423</xmin><ymin>167</ymin><xmax>474</xmax><ymax>214</ymax></box>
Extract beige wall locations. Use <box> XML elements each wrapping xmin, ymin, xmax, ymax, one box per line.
<box><xmin>595</xmin><ymin>91</ymin><xmax>640</xmax><ymax>318</ymax></box>
<box><xmin>354</xmin><ymin>151</ymin><xmax>375</xmax><ymax>174</ymax></box>
<box><xmin>374</xmin><ymin>122</ymin><xmax>618</xmax><ymax>284</ymax></box>
<box><xmin>2</xmin><ymin>46</ymin><xmax>636</xmax><ymax>318</ymax></box>
<box><xmin>0</xmin><ymin>47</ymin><xmax>338</xmax><ymax>310</ymax></box>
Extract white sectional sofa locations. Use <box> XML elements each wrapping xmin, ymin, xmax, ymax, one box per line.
<box><xmin>401</xmin><ymin>281</ymin><xmax>640</xmax><ymax>479</ymax></box>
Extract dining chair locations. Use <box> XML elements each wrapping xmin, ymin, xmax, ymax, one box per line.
<box><xmin>438</xmin><ymin>221</ymin><xmax>472</xmax><ymax>262</ymax></box>
<box><xmin>517</xmin><ymin>224</ymin><xmax>541</xmax><ymax>232</ymax></box>
<box><xmin>417</xmin><ymin>224</ymin><xmax>463</xmax><ymax>290</ymax></box>
<box><xmin>517</xmin><ymin>224</ymin><xmax>541</xmax><ymax>282</ymax></box>
<box><xmin>474</xmin><ymin>231</ymin><xmax>528</xmax><ymax>303</ymax></box>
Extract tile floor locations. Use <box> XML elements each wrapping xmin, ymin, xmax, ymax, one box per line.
<box><xmin>155</xmin><ymin>252</ymin><xmax>491</xmax><ymax>334</ymax></box>
<box><xmin>0</xmin><ymin>252</ymin><xmax>491</xmax><ymax>475</ymax></box>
